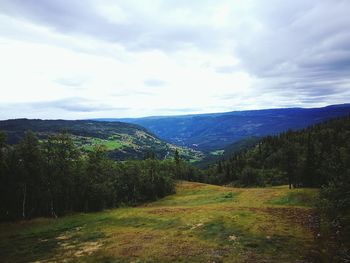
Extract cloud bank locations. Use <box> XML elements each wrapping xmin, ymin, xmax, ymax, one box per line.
<box><xmin>0</xmin><ymin>0</ymin><xmax>349</xmax><ymax>119</ymax></box>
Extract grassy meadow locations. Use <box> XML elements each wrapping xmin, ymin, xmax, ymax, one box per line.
<box><xmin>0</xmin><ymin>182</ymin><xmax>321</xmax><ymax>262</ymax></box>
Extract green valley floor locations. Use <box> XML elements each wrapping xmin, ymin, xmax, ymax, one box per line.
<box><xmin>0</xmin><ymin>182</ymin><xmax>321</xmax><ymax>262</ymax></box>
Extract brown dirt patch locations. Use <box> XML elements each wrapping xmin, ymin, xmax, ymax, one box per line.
<box><xmin>261</xmin><ymin>207</ymin><xmax>319</xmax><ymax>234</ymax></box>
<box><xmin>73</xmin><ymin>242</ymin><xmax>102</xmax><ymax>257</ymax></box>
<box><xmin>220</xmin><ymin>206</ymin><xmax>319</xmax><ymax>235</ymax></box>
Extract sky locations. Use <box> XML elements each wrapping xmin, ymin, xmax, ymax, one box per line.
<box><xmin>0</xmin><ymin>0</ymin><xmax>349</xmax><ymax>119</ymax></box>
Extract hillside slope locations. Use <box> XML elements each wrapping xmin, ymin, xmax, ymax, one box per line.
<box><xmin>110</xmin><ymin>104</ymin><xmax>350</xmax><ymax>151</ymax></box>
<box><xmin>0</xmin><ymin>119</ymin><xmax>203</xmax><ymax>161</ymax></box>
<box><xmin>0</xmin><ymin>182</ymin><xmax>321</xmax><ymax>262</ymax></box>
<box><xmin>206</xmin><ymin>115</ymin><xmax>350</xmax><ymax>188</ymax></box>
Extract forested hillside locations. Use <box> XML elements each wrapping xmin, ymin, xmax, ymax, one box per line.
<box><xmin>206</xmin><ymin>115</ymin><xmax>350</xmax><ymax>188</ymax></box>
<box><xmin>0</xmin><ymin>119</ymin><xmax>203</xmax><ymax>162</ymax></box>
<box><xmin>0</xmin><ymin>131</ymin><xmax>199</xmax><ymax>221</ymax></box>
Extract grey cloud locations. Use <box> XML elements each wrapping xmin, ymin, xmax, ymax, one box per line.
<box><xmin>0</xmin><ymin>98</ymin><xmax>124</xmax><ymax>113</ymax></box>
<box><xmin>1</xmin><ymin>0</ymin><xmax>349</xmax><ymax>111</ymax></box>
<box><xmin>34</xmin><ymin>98</ymin><xmax>100</xmax><ymax>112</ymax></box>
<box><xmin>231</xmin><ymin>1</ymin><xmax>350</xmax><ymax>105</ymax></box>
<box><xmin>33</xmin><ymin>97</ymin><xmax>123</xmax><ymax>112</ymax></box>
<box><xmin>0</xmin><ymin>0</ymin><xmax>222</xmax><ymax>52</ymax></box>
<box><xmin>0</xmin><ymin>0</ymin><xmax>143</xmax><ymax>48</ymax></box>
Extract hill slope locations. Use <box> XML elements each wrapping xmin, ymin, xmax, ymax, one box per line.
<box><xmin>108</xmin><ymin>104</ymin><xmax>350</xmax><ymax>151</ymax></box>
<box><xmin>0</xmin><ymin>119</ymin><xmax>203</xmax><ymax>161</ymax></box>
<box><xmin>0</xmin><ymin>182</ymin><xmax>321</xmax><ymax>262</ymax></box>
<box><xmin>206</xmin><ymin>115</ymin><xmax>350</xmax><ymax>187</ymax></box>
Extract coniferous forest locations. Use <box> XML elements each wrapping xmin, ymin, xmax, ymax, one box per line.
<box><xmin>0</xmin><ymin>131</ymin><xmax>198</xmax><ymax>221</ymax></box>
<box><xmin>206</xmin><ymin>117</ymin><xmax>350</xmax><ymax>212</ymax></box>
<box><xmin>205</xmin><ymin>115</ymin><xmax>350</xmax><ymax>189</ymax></box>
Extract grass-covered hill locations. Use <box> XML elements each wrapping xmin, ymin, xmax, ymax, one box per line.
<box><xmin>0</xmin><ymin>182</ymin><xmax>323</xmax><ymax>262</ymax></box>
<box><xmin>0</xmin><ymin>119</ymin><xmax>203</xmax><ymax>161</ymax></box>
<box><xmin>113</xmin><ymin>104</ymin><xmax>350</xmax><ymax>151</ymax></box>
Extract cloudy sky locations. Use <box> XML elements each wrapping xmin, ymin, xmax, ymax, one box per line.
<box><xmin>0</xmin><ymin>0</ymin><xmax>349</xmax><ymax>119</ymax></box>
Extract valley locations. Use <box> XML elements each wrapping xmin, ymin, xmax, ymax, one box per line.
<box><xmin>0</xmin><ymin>119</ymin><xmax>203</xmax><ymax>162</ymax></box>
<box><xmin>1</xmin><ymin>1</ymin><xmax>349</xmax><ymax>262</ymax></box>
<box><xmin>0</xmin><ymin>108</ymin><xmax>349</xmax><ymax>262</ymax></box>
<box><xmin>114</xmin><ymin>104</ymin><xmax>350</xmax><ymax>151</ymax></box>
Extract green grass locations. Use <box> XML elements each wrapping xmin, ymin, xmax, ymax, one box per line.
<box><xmin>80</xmin><ymin>137</ymin><xmax>126</xmax><ymax>151</ymax></box>
<box><xmin>0</xmin><ymin>182</ymin><xmax>320</xmax><ymax>262</ymax></box>
<box><xmin>267</xmin><ymin>188</ymin><xmax>318</xmax><ymax>207</ymax></box>
<box><xmin>71</xmin><ymin>134</ymin><xmax>205</xmax><ymax>162</ymax></box>
<box><xmin>210</xmin><ymin>150</ymin><xmax>224</xmax><ymax>156</ymax></box>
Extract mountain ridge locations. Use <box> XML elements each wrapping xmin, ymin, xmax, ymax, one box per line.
<box><xmin>94</xmin><ymin>104</ymin><xmax>350</xmax><ymax>151</ymax></box>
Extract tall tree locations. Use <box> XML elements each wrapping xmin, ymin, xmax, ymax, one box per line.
<box><xmin>174</xmin><ymin>149</ymin><xmax>180</xmax><ymax>165</ymax></box>
<box><xmin>43</xmin><ymin>133</ymin><xmax>79</xmax><ymax>217</ymax></box>
<box><xmin>17</xmin><ymin>130</ymin><xmax>42</xmax><ymax>219</ymax></box>
<box><xmin>0</xmin><ymin>132</ymin><xmax>8</xmax><ymax>219</ymax></box>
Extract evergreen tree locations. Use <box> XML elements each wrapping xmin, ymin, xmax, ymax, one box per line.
<box><xmin>16</xmin><ymin>130</ymin><xmax>43</xmax><ymax>219</ymax></box>
<box><xmin>174</xmin><ymin>149</ymin><xmax>180</xmax><ymax>165</ymax></box>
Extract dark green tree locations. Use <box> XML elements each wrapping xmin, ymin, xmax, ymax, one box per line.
<box><xmin>16</xmin><ymin>130</ymin><xmax>43</xmax><ymax>219</ymax></box>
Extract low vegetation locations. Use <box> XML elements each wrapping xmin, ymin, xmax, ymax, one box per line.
<box><xmin>0</xmin><ymin>182</ymin><xmax>322</xmax><ymax>262</ymax></box>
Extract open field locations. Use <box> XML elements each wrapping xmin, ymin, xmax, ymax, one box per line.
<box><xmin>0</xmin><ymin>182</ymin><xmax>320</xmax><ymax>263</ymax></box>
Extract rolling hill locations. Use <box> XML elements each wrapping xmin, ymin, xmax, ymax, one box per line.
<box><xmin>0</xmin><ymin>119</ymin><xmax>203</xmax><ymax>162</ymax></box>
<box><xmin>101</xmin><ymin>104</ymin><xmax>350</xmax><ymax>151</ymax></box>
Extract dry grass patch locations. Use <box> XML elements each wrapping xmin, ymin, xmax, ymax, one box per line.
<box><xmin>0</xmin><ymin>182</ymin><xmax>320</xmax><ymax>263</ymax></box>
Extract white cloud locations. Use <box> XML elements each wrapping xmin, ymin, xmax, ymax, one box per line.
<box><xmin>0</xmin><ymin>0</ymin><xmax>349</xmax><ymax>119</ymax></box>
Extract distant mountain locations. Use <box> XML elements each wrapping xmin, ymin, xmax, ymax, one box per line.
<box><xmin>97</xmin><ymin>104</ymin><xmax>350</xmax><ymax>151</ymax></box>
<box><xmin>0</xmin><ymin>119</ymin><xmax>203</xmax><ymax>161</ymax></box>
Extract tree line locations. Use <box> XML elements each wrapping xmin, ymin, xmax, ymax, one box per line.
<box><xmin>0</xmin><ymin>131</ymin><xmax>198</xmax><ymax>221</ymax></box>
<box><xmin>1</xmin><ymin>116</ymin><xmax>349</xmax><ymax>226</ymax></box>
<box><xmin>204</xmin><ymin>115</ymin><xmax>350</xmax><ymax>190</ymax></box>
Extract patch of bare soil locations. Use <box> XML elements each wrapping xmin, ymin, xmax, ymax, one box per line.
<box><xmin>262</xmin><ymin>207</ymin><xmax>320</xmax><ymax>235</ymax></box>
<box><xmin>73</xmin><ymin>242</ymin><xmax>102</xmax><ymax>257</ymax></box>
<box><xmin>53</xmin><ymin>227</ymin><xmax>103</xmax><ymax>260</ymax></box>
<box><xmin>110</xmin><ymin>231</ymin><xmax>161</xmax><ymax>257</ymax></box>
<box><xmin>221</xmin><ymin>206</ymin><xmax>319</xmax><ymax>235</ymax></box>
